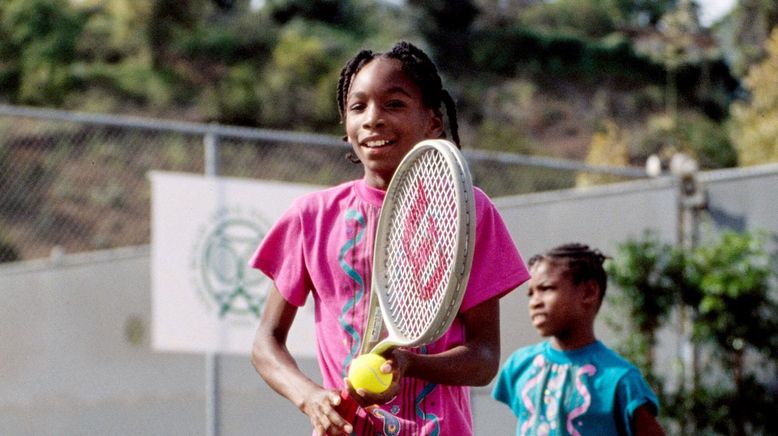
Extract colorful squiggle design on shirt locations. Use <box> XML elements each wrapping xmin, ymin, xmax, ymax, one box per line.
<box><xmin>565</xmin><ymin>364</ymin><xmax>596</xmax><ymax>436</ymax></box>
<box><xmin>371</xmin><ymin>408</ymin><xmax>400</xmax><ymax>436</ymax></box>
<box><xmin>543</xmin><ymin>363</ymin><xmax>568</xmax><ymax>426</ymax></box>
<box><xmin>409</xmin><ymin>345</ymin><xmax>439</xmax><ymax>436</ymax></box>
<box><xmin>337</xmin><ymin>209</ymin><xmax>366</xmax><ymax>377</ymax></box>
<box><xmin>520</xmin><ymin>355</ymin><xmax>546</xmax><ymax>436</ymax></box>
<box><xmin>416</xmin><ymin>382</ymin><xmax>440</xmax><ymax>436</ymax></box>
<box><xmin>519</xmin><ymin>355</ymin><xmax>599</xmax><ymax>436</ymax></box>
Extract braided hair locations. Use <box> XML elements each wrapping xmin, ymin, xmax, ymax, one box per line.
<box><xmin>528</xmin><ymin>243</ymin><xmax>610</xmax><ymax>303</ymax></box>
<box><xmin>336</xmin><ymin>41</ymin><xmax>460</xmax><ymax>152</ymax></box>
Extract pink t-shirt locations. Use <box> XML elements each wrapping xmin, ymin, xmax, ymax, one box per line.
<box><xmin>250</xmin><ymin>178</ymin><xmax>529</xmax><ymax>435</ymax></box>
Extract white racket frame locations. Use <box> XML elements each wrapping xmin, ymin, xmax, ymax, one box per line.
<box><xmin>360</xmin><ymin>139</ymin><xmax>476</xmax><ymax>356</ymax></box>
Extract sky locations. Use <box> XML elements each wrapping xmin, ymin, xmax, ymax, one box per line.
<box><xmin>698</xmin><ymin>0</ymin><xmax>738</xmax><ymax>27</ymax></box>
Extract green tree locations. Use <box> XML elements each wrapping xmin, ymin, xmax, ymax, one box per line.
<box><xmin>730</xmin><ymin>27</ymin><xmax>778</xmax><ymax>166</ymax></box>
<box><xmin>75</xmin><ymin>0</ymin><xmax>152</xmax><ymax>62</ymax></box>
<box><xmin>265</xmin><ymin>0</ymin><xmax>359</xmax><ymax>29</ymax></box>
<box><xmin>1</xmin><ymin>0</ymin><xmax>85</xmax><ymax>105</ymax></box>
<box><xmin>680</xmin><ymin>111</ymin><xmax>736</xmax><ymax>168</ymax></box>
<box><xmin>577</xmin><ymin>120</ymin><xmax>631</xmax><ymax>186</ymax></box>
<box><xmin>408</xmin><ymin>0</ymin><xmax>479</xmax><ymax>77</ymax></box>
<box><xmin>725</xmin><ymin>0</ymin><xmax>778</xmax><ymax>77</ymax></box>
<box><xmin>518</xmin><ymin>0</ymin><xmax>618</xmax><ymax>38</ymax></box>
<box><xmin>614</xmin><ymin>0</ymin><xmax>678</xmax><ymax>27</ymax></box>
<box><xmin>147</xmin><ymin>0</ymin><xmax>203</xmax><ymax>69</ymax></box>
<box><xmin>255</xmin><ymin>21</ymin><xmax>354</xmax><ymax>130</ymax></box>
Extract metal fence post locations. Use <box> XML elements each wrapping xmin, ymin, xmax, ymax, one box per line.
<box><xmin>204</xmin><ymin>127</ymin><xmax>220</xmax><ymax>436</ymax></box>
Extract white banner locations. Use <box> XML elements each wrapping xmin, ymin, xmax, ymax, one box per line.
<box><xmin>150</xmin><ymin>171</ymin><xmax>322</xmax><ymax>356</ymax></box>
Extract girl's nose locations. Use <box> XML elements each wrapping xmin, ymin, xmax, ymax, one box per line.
<box><xmin>363</xmin><ymin>104</ymin><xmax>385</xmax><ymax>129</ymax></box>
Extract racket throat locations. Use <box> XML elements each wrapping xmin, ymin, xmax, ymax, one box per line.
<box><xmin>370</xmin><ymin>341</ymin><xmax>392</xmax><ymax>356</ymax></box>
<box><xmin>360</xmin><ymin>302</ymin><xmax>385</xmax><ymax>354</ymax></box>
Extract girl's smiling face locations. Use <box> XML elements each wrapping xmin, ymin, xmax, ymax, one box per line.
<box><xmin>344</xmin><ymin>57</ymin><xmax>443</xmax><ymax>189</ymax></box>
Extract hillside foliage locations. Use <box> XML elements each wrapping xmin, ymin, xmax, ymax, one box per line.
<box><xmin>730</xmin><ymin>27</ymin><xmax>778</xmax><ymax>166</ymax></box>
<box><xmin>0</xmin><ymin>0</ymin><xmax>776</xmax><ymax>171</ymax></box>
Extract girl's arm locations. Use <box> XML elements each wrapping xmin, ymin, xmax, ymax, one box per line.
<box><xmin>251</xmin><ymin>285</ymin><xmax>353</xmax><ymax>436</ymax></box>
<box><xmin>401</xmin><ymin>296</ymin><xmax>501</xmax><ymax>385</ymax></box>
<box><xmin>632</xmin><ymin>404</ymin><xmax>666</xmax><ymax>436</ymax></box>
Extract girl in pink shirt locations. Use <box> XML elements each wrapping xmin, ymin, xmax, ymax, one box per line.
<box><xmin>250</xmin><ymin>41</ymin><xmax>530</xmax><ymax>436</ymax></box>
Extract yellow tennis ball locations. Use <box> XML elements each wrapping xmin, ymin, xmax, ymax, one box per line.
<box><xmin>347</xmin><ymin>353</ymin><xmax>393</xmax><ymax>394</ymax></box>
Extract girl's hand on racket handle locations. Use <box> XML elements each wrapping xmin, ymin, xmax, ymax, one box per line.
<box><xmin>300</xmin><ymin>386</ymin><xmax>353</xmax><ymax>436</ymax></box>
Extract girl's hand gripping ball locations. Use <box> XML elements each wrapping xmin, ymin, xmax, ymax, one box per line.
<box><xmin>348</xmin><ymin>353</ymin><xmax>393</xmax><ymax>394</ymax></box>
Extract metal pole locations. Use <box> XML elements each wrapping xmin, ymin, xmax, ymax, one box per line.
<box><xmin>205</xmin><ymin>351</ymin><xmax>219</xmax><ymax>436</ymax></box>
<box><xmin>670</xmin><ymin>153</ymin><xmax>705</xmax><ymax>434</ymax></box>
<box><xmin>674</xmin><ymin>173</ymin><xmax>688</xmax><ymax>434</ymax></box>
<box><xmin>204</xmin><ymin>128</ymin><xmax>220</xmax><ymax>436</ymax></box>
<box><xmin>205</xmin><ymin>130</ymin><xmax>220</xmax><ymax>176</ymax></box>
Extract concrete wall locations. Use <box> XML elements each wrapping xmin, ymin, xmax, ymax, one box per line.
<box><xmin>0</xmin><ymin>247</ymin><xmax>314</xmax><ymax>435</ymax></box>
<box><xmin>2</xmin><ymin>164</ymin><xmax>777</xmax><ymax>435</ymax></box>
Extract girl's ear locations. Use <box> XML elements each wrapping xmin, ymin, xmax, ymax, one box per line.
<box><xmin>425</xmin><ymin>109</ymin><xmax>445</xmax><ymax>139</ymax></box>
<box><xmin>581</xmin><ymin>280</ymin><xmax>601</xmax><ymax>308</ymax></box>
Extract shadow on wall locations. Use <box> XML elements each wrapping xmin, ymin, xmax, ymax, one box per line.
<box><xmin>708</xmin><ymin>205</ymin><xmax>746</xmax><ymax>233</ymax></box>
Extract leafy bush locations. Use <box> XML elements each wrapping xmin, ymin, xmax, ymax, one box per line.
<box><xmin>634</xmin><ymin>112</ymin><xmax>737</xmax><ymax>170</ymax></box>
<box><xmin>607</xmin><ymin>229</ymin><xmax>778</xmax><ymax>434</ymax></box>
<box><xmin>606</xmin><ymin>231</ymin><xmax>682</xmax><ymax>370</ymax></box>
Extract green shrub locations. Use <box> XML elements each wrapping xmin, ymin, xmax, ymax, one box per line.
<box><xmin>607</xmin><ymin>229</ymin><xmax>778</xmax><ymax>434</ymax></box>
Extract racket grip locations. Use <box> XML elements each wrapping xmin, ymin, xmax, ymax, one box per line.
<box><xmin>335</xmin><ymin>389</ymin><xmax>358</xmax><ymax>423</ymax></box>
<box><xmin>325</xmin><ymin>389</ymin><xmax>358</xmax><ymax>436</ymax></box>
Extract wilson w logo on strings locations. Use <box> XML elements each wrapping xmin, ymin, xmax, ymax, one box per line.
<box><xmin>399</xmin><ymin>179</ymin><xmax>449</xmax><ymax>301</ymax></box>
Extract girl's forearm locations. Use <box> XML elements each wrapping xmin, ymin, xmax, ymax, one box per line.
<box><xmin>402</xmin><ymin>342</ymin><xmax>500</xmax><ymax>386</ymax></box>
<box><xmin>252</xmin><ymin>334</ymin><xmax>321</xmax><ymax>410</ymax></box>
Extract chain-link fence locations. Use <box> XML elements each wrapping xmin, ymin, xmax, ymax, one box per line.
<box><xmin>0</xmin><ymin>104</ymin><xmax>646</xmax><ymax>262</ymax></box>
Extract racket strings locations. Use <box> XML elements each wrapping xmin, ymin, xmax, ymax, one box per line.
<box><xmin>383</xmin><ymin>150</ymin><xmax>459</xmax><ymax>339</ymax></box>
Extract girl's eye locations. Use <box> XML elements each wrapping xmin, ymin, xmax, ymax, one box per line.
<box><xmin>386</xmin><ymin>100</ymin><xmax>406</xmax><ymax>108</ymax></box>
<box><xmin>348</xmin><ymin>103</ymin><xmax>365</xmax><ymax>112</ymax></box>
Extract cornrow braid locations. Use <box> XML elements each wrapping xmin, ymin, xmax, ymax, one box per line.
<box><xmin>336</xmin><ymin>49</ymin><xmax>374</xmax><ymax>122</ymax></box>
<box><xmin>529</xmin><ymin>243</ymin><xmax>610</xmax><ymax>302</ymax></box>
<box><xmin>441</xmin><ymin>89</ymin><xmax>460</xmax><ymax>146</ymax></box>
<box><xmin>336</xmin><ymin>41</ymin><xmax>461</xmax><ymax>149</ymax></box>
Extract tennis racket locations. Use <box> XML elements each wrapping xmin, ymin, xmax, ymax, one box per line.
<box><xmin>333</xmin><ymin>138</ymin><xmax>477</xmax><ymax>429</ymax></box>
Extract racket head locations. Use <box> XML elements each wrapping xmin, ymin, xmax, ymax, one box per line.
<box><xmin>369</xmin><ymin>139</ymin><xmax>476</xmax><ymax>355</ymax></box>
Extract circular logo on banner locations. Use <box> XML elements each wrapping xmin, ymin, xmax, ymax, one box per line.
<box><xmin>191</xmin><ymin>207</ymin><xmax>270</xmax><ymax>324</ymax></box>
